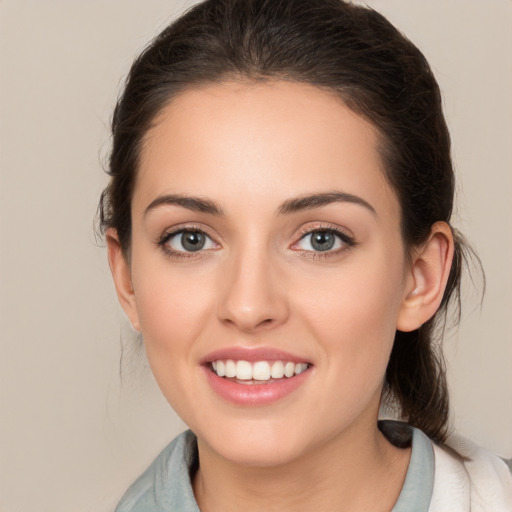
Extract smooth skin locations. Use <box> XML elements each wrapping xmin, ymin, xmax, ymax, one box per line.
<box><xmin>108</xmin><ymin>81</ymin><xmax>454</xmax><ymax>512</ymax></box>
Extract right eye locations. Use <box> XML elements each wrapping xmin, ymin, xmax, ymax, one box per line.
<box><xmin>161</xmin><ymin>229</ymin><xmax>217</xmax><ymax>253</ymax></box>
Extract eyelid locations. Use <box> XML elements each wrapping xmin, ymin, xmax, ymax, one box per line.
<box><xmin>290</xmin><ymin>222</ymin><xmax>356</xmax><ymax>255</ymax></box>
<box><xmin>156</xmin><ymin>223</ymin><xmax>221</xmax><ymax>257</ymax></box>
<box><xmin>296</xmin><ymin>222</ymin><xmax>354</xmax><ymax>240</ymax></box>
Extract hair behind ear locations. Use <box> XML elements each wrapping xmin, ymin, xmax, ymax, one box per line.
<box><xmin>385</xmin><ymin>326</ymin><xmax>449</xmax><ymax>443</ymax></box>
<box><xmin>384</xmin><ymin>229</ymin><xmax>484</xmax><ymax>443</ymax></box>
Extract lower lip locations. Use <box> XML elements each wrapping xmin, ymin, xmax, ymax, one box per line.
<box><xmin>202</xmin><ymin>366</ymin><xmax>311</xmax><ymax>406</ymax></box>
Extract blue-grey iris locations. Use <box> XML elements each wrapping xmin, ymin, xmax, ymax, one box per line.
<box><xmin>181</xmin><ymin>231</ymin><xmax>205</xmax><ymax>251</ymax></box>
<box><xmin>311</xmin><ymin>231</ymin><xmax>335</xmax><ymax>251</ymax></box>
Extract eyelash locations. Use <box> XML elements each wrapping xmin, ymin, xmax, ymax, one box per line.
<box><xmin>157</xmin><ymin>224</ymin><xmax>218</xmax><ymax>260</ymax></box>
<box><xmin>156</xmin><ymin>223</ymin><xmax>356</xmax><ymax>260</ymax></box>
<box><xmin>292</xmin><ymin>224</ymin><xmax>356</xmax><ymax>260</ymax></box>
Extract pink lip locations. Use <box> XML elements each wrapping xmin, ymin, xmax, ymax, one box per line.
<box><xmin>200</xmin><ymin>346</ymin><xmax>313</xmax><ymax>406</ymax></box>
<box><xmin>201</xmin><ymin>346</ymin><xmax>310</xmax><ymax>364</ymax></box>
<box><xmin>202</xmin><ymin>366</ymin><xmax>311</xmax><ymax>406</ymax></box>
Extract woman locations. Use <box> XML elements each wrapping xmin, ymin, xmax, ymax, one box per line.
<box><xmin>99</xmin><ymin>0</ymin><xmax>512</xmax><ymax>510</ymax></box>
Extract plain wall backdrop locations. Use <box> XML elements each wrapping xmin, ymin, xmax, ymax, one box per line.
<box><xmin>1</xmin><ymin>1</ymin><xmax>511</xmax><ymax>510</ymax></box>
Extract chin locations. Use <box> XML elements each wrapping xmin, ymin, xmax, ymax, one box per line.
<box><xmin>196</xmin><ymin>419</ymin><xmax>312</xmax><ymax>468</ymax></box>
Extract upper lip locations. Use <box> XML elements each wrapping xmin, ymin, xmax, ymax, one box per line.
<box><xmin>200</xmin><ymin>346</ymin><xmax>312</xmax><ymax>365</ymax></box>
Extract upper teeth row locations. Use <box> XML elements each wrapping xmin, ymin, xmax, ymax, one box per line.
<box><xmin>212</xmin><ymin>360</ymin><xmax>308</xmax><ymax>381</ymax></box>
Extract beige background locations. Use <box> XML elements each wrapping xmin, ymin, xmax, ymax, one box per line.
<box><xmin>1</xmin><ymin>1</ymin><xmax>511</xmax><ymax>510</ymax></box>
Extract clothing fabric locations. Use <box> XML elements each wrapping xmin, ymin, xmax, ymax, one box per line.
<box><xmin>429</xmin><ymin>435</ymin><xmax>512</xmax><ymax>511</ymax></box>
<box><xmin>114</xmin><ymin>422</ymin><xmax>512</xmax><ymax>512</ymax></box>
<box><xmin>115</xmin><ymin>430</ymin><xmax>200</xmax><ymax>512</ymax></box>
<box><xmin>391</xmin><ymin>425</ymin><xmax>434</xmax><ymax>512</ymax></box>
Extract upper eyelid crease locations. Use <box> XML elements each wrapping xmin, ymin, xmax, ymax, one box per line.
<box><xmin>297</xmin><ymin>227</ymin><xmax>356</xmax><ymax>246</ymax></box>
<box><xmin>158</xmin><ymin>225</ymin><xmax>216</xmax><ymax>243</ymax></box>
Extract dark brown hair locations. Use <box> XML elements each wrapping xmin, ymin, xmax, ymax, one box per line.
<box><xmin>99</xmin><ymin>0</ymin><xmax>479</xmax><ymax>442</ymax></box>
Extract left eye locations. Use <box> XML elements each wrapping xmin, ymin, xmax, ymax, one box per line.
<box><xmin>296</xmin><ymin>230</ymin><xmax>345</xmax><ymax>252</ymax></box>
<box><xmin>165</xmin><ymin>230</ymin><xmax>216</xmax><ymax>252</ymax></box>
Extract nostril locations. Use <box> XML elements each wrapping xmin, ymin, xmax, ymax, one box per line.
<box><xmin>221</xmin><ymin>316</ymin><xmax>276</xmax><ymax>332</ymax></box>
<box><xmin>217</xmin><ymin>268</ymin><xmax>290</xmax><ymax>331</ymax></box>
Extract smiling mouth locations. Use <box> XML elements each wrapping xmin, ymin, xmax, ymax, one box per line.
<box><xmin>210</xmin><ymin>359</ymin><xmax>310</xmax><ymax>384</ymax></box>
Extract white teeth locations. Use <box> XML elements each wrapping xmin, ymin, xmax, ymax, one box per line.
<box><xmin>216</xmin><ymin>360</ymin><xmax>225</xmax><ymax>377</ymax></box>
<box><xmin>284</xmin><ymin>362</ymin><xmax>295</xmax><ymax>378</ymax></box>
<box><xmin>225</xmin><ymin>359</ymin><xmax>236</xmax><ymax>378</ymax></box>
<box><xmin>270</xmin><ymin>361</ymin><xmax>285</xmax><ymax>379</ymax></box>
<box><xmin>211</xmin><ymin>359</ymin><xmax>308</xmax><ymax>381</ymax></box>
<box><xmin>295</xmin><ymin>363</ymin><xmax>308</xmax><ymax>375</ymax></box>
<box><xmin>253</xmin><ymin>361</ymin><xmax>271</xmax><ymax>381</ymax></box>
<box><xmin>236</xmin><ymin>360</ymin><xmax>253</xmax><ymax>380</ymax></box>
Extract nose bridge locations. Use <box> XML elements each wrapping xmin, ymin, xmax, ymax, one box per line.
<box><xmin>218</xmin><ymin>235</ymin><xmax>288</xmax><ymax>332</ymax></box>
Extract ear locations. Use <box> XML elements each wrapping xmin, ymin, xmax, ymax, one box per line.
<box><xmin>106</xmin><ymin>228</ymin><xmax>141</xmax><ymax>332</ymax></box>
<box><xmin>396</xmin><ymin>222</ymin><xmax>454</xmax><ymax>332</ymax></box>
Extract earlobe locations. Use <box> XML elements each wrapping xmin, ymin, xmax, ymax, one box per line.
<box><xmin>106</xmin><ymin>229</ymin><xmax>141</xmax><ymax>332</ymax></box>
<box><xmin>396</xmin><ymin>222</ymin><xmax>454</xmax><ymax>332</ymax></box>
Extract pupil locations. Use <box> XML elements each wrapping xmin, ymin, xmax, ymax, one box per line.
<box><xmin>311</xmin><ymin>231</ymin><xmax>335</xmax><ymax>251</ymax></box>
<box><xmin>181</xmin><ymin>231</ymin><xmax>205</xmax><ymax>252</ymax></box>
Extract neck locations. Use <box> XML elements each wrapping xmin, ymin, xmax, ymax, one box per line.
<box><xmin>193</xmin><ymin>419</ymin><xmax>410</xmax><ymax>512</ymax></box>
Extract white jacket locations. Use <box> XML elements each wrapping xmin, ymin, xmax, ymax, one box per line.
<box><xmin>430</xmin><ymin>436</ymin><xmax>512</xmax><ymax>511</ymax></box>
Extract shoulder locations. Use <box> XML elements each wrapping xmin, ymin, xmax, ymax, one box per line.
<box><xmin>114</xmin><ymin>430</ymin><xmax>200</xmax><ymax>512</ymax></box>
<box><xmin>429</xmin><ymin>433</ymin><xmax>512</xmax><ymax>512</ymax></box>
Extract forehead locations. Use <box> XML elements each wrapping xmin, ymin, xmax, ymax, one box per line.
<box><xmin>135</xmin><ymin>80</ymin><xmax>398</xmax><ymax>221</ymax></box>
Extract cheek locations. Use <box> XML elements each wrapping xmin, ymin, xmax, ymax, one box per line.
<box><xmin>295</xmin><ymin>249</ymin><xmax>406</xmax><ymax>378</ymax></box>
<box><xmin>297</xmin><ymin>263</ymin><xmax>404</xmax><ymax>430</ymax></box>
<box><xmin>130</xmin><ymin>262</ymin><xmax>219</xmax><ymax>414</ymax></box>
<box><xmin>130</xmin><ymin>254</ymin><xmax>217</xmax><ymax>366</ymax></box>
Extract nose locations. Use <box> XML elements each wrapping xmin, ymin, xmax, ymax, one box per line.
<box><xmin>217</xmin><ymin>246</ymin><xmax>289</xmax><ymax>333</ymax></box>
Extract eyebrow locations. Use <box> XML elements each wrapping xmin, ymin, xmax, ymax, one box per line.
<box><xmin>144</xmin><ymin>191</ymin><xmax>376</xmax><ymax>217</ymax></box>
<box><xmin>144</xmin><ymin>194</ymin><xmax>223</xmax><ymax>216</ymax></box>
<box><xmin>277</xmin><ymin>191</ymin><xmax>376</xmax><ymax>215</ymax></box>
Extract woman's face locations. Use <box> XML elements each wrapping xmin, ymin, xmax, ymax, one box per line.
<box><xmin>121</xmin><ymin>81</ymin><xmax>414</xmax><ymax>466</ymax></box>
